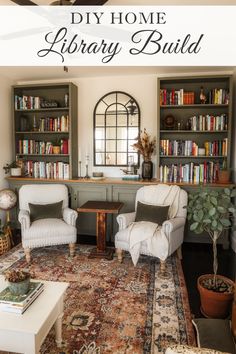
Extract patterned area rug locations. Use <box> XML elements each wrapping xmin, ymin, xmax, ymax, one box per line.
<box><xmin>0</xmin><ymin>245</ymin><xmax>195</xmax><ymax>354</ymax></box>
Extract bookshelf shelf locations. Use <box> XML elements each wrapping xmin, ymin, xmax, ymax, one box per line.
<box><xmin>160</xmin><ymin>155</ymin><xmax>226</xmax><ymax>159</ymax></box>
<box><xmin>13</xmin><ymin>83</ymin><xmax>78</xmax><ymax>179</ymax></box>
<box><xmin>160</xmin><ymin>130</ymin><xmax>228</xmax><ymax>134</ymax></box>
<box><xmin>16</xmin><ymin>154</ymin><xmax>70</xmax><ymax>157</ymax></box>
<box><xmin>15</xmin><ymin>131</ymin><xmax>69</xmax><ymax>134</ymax></box>
<box><xmin>160</xmin><ymin>104</ymin><xmax>229</xmax><ymax>109</ymax></box>
<box><xmin>15</xmin><ymin>107</ymin><xmax>69</xmax><ymax>112</ymax></box>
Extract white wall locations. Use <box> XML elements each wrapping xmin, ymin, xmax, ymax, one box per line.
<box><xmin>75</xmin><ymin>74</ymin><xmax>157</xmax><ymax>177</ymax></box>
<box><xmin>0</xmin><ymin>75</ymin><xmax>14</xmax><ymax>222</ymax></box>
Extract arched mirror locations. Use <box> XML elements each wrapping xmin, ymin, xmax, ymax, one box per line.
<box><xmin>93</xmin><ymin>91</ymin><xmax>140</xmax><ymax>166</ymax></box>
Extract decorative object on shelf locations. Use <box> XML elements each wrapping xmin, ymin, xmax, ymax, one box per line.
<box><xmin>162</xmin><ymin>115</ymin><xmax>176</xmax><ymax>129</ymax></box>
<box><xmin>52</xmin><ymin>145</ymin><xmax>61</xmax><ymax>154</ymax></box>
<box><xmin>186</xmin><ymin>188</ymin><xmax>236</xmax><ymax>318</ymax></box>
<box><xmin>218</xmin><ymin>158</ymin><xmax>231</xmax><ymax>184</ymax></box>
<box><xmin>0</xmin><ymin>220</ymin><xmax>11</xmax><ymax>256</ymax></box>
<box><xmin>132</xmin><ymin>128</ymin><xmax>156</xmax><ymax>180</ymax></box>
<box><xmin>4</xmin><ymin>269</ymin><xmax>30</xmax><ymax>296</ymax></box>
<box><xmin>0</xmin><ymin>189</ymin><xmax>17</xmax><ymax>246</ymax></box>
<box><xmin>85</xmin><ymin>155</ymin><xmax>90</xmax><ymax>179</ymax></box>
<box><xmin>40</xmin><ymin>99</ymin><xmax>59</xmax><ymax>108</ymax></box>
<box><xmin>92</xmin><ymin>172</ymin><xmax>103</xmax><ymax>178</ymax></box>
<box><xmin>32</xmin><ymin>115</ymin><xmax>38</xmax><ymax>132</ymax></box>
<box><xmin>64</xmin><ymin>93</ymin><xmax>69</xmax><ymax>107</ymax></box>
<box><xmin>200</xmin><ymin>86</ymin><xmax>207</xmax><ymax>104</ymax></box>
<box><xmin>127</xmin><ymin>99</ymin><xmax>138</xmax><ymax>116</ymax></box>
<box><xmin>78</xmin><ymin>160</ymin><xmax>82</xmax><ymax>178</ymax></box>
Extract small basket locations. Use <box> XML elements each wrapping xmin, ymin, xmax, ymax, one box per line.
<box><xmin>0</xmin><ymin>232</ymin><xmax>11</xmax><ymax>256</ymax></box>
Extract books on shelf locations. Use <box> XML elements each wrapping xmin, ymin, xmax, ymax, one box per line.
<box><xmin>208</xmin><ymin>88</ymin><xmax>229</xmax><ymax>105</ymax></box>
<box><xmin>188</xmin><ymin>114</ymin><xmax>228</xmax><ymax>131</ymax></box>
<box><xmin>0</xmin><ymin>281</ymin><xmax>44</xmax><ymax>314</ymax></box>
<box><xmin>160</xmin><ymin>88</ymin><xmax>229</xmax><ymax>106</ymax></box>
<box><xmin>160</xmin><ymin>89</ymin><xmax>194</xmax><ymax>105</ymax></box>
<box><xmin>159</xmin><ymin>161</ymin><xmax>221</xmax><ymax>184</ymax></box>
<box><xmin>15</xmin><ymin>95</ymin><xmax>41</xmax><ymax>110</ymax></box>
<box><xmin>39</xmin><ymin>115</ymin><xmax>69</xmax><ymax>132</ymax></box>
<box><xmin>160</xmin><ymin>139</ymin><xmax>227</xmax><ymax>157</ymax></box>
<box><xmin>24</xmin><ymin>161</ymin><xmax>70</xmax><ymax>179</ymax></box>
<box><xmin>17</xmin><ymin>139</ymin><xmax>69</xmax><ymax>155</ymax></box>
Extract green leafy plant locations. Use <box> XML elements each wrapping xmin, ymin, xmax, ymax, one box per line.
<box><xmin>186</xmin><ymin>188</ymin><xmax>236</xmax><ymax>289</ymax></box>
<box><xmin>3</xmin><ymin>161</ymin><xmax>19</xmax><ymax>174</ymax></box>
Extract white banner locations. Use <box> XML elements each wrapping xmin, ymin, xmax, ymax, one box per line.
<box><xmin>0</xmin><ymin>6</ymin><xmax>235</xmax><ymax>65</ymax></box>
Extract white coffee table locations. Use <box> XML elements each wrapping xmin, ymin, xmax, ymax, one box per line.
<box><xmin>0</xmin><ymin>275</ymin><xmax>69</xmax><ymax>354</ymax></box>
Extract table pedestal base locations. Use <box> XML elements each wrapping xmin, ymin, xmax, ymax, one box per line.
<box><xmin>88</xmin><ymin>247</ymin><xmax>114</xmax><ymax>260</ymax></box>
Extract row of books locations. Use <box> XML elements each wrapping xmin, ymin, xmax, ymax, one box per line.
<box><xmin>17</xmin><ymin>139</ymin><xmax>69</xmax><ymax>155</ymax></box>
<box><xmin>0</xmin><ymin>282</ymin><xmax>44</xmax><ymax>314</ymax></box>
<box><xmin>24</xmin><ymin>161</ymin><xmax>70</xmax><ymax>179</ymax></box>
<box><xmin>159</xmin><ymin>161</ymin><xmax>221</xmax><ymax>184</ymax></box>
<box><xmin>188</xmin><ymin>114</ymin><xmax>228</xmax><ymax>131</ymax></box>
<box><xmin>39</xmin><ymin>115</ymin><xmax>69</xmax><ymax>132</ymax></box>
<box><xmin>160</xmin><ymin>89</ymin><xmax>195</xmax><ymax>105</ymax></box>
<box><xmin>204</xmin><ymin>139</ymin><xmax>228</xmax><ymax>157</ymax></box>
<box><xmin>160</xmin><ymin>139</ymin><xmax>228</xmax><ymax>157</ymax></box>
<box><xmin>15</xmin><ymin>95</ymin><xmax>41</xmax><ymax>110</ymax></box>
<box><xmin>208</xmin><ymin>88</ymin><xmax>229</xmax><ymax>105</ymax></box>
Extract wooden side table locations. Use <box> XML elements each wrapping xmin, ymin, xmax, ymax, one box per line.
<box><xmin>78</xmin><ymin>201</ymin><xmax>123</xmax><ymax>260</ymax></box>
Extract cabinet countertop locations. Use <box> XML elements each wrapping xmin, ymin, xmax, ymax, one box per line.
<box><xmin>6</xmin><ymin>176</ymin><xmax>236</xmax><ymax>187</ymax></box>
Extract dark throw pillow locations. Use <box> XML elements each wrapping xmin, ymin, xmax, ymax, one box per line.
<box><xmin>135</xmin><ymin>202</ymin><xmax>169</xmax><ymax>225</ymax></box>
<box><xmin>29</xmin><ymin>200</ymin><xmax>63</xmax><ymax>222</ymax></box>
<box><xmin>192</xmin><ymin>318</ymin><xmax>236</xmax><ymax>354</ymax></box>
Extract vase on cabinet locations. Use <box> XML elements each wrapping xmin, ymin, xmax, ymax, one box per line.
<box><xmin>142</xmin><ymin>161</ymin><xmax>153</xmax><ymax>180</ymax></box>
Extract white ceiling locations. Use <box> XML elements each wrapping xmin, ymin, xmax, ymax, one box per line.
<box><xmin>0</xmin><ymin>66</ymin><xmax>234</xmax><ymax>82</ymax></box>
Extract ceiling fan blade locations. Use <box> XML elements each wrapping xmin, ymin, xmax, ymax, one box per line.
<box><xmin>10</xmin><ymin>0</ymin><xmax>37</xmax><ymax>5</ymax></box>
<box><xmin>73</xmin><ymin>0</ymin><xmax>108</xmax><ymax>5</ymax></box>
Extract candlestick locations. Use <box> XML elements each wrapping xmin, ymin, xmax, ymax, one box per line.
<box><xmin>78</xmin><ymin>161</ymin><xmax>82</xmax><ymax>178</ymax></box>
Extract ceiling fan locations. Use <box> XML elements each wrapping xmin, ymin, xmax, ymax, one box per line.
<box><xmin>10</xmin><ymin>0</ymin><xmax>108</xmax><ymax>6</ymax></box>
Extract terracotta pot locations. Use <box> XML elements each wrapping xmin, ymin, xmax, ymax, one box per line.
<box><xmin>198</xmin><ymin>274</ymin><xmax>234</xmax><ymax>318</ymax></box>
<box><xmin>53</xmin><ymin>146</ymin><xmax>61</xmax><ymax>154</ymax></box>
<box><xmin>218</xmin><ymin>170</ymin><xmax>230</xmax><ymax>184</ymax></box>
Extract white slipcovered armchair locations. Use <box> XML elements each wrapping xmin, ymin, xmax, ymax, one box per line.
<box><xmin>18</xmin><ymin>184</ymin><xmax>78</xmax><ymax>263</ymax></box>
<box><xmin>115</xmin><ymin>185</ymin><xmax>188</xmax><ymax>273</ymax></box>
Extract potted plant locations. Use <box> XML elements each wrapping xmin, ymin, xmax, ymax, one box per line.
<box><xmin>0</xmin><ymin>220</ymin><xmax>11</xmax><ymax>256</ymax></box>
<box><xmin>132</xmin><ymin>128</ymin><xmax>156</xmax><ymax>180</ymax></box>
<box><xmin>4</xmin><ymin>269</ymin><xmax>30</xmax><ymax>296</ymax></box>
<box><xmin>187</xmin><ymin>187</ymin><xmax>236</xmax><ymax>318</ymax></box>
<box><xmin>218</xmin><ymin>158</ymin><xmax>231</xmax><ymax>184</ymax></box>
<box><xmin>3</xmin><ymin>161</ymin><xmax>21</xmax><ymax>177</ymax></box>
<box><xmin>52</xmin><ymin>138</ymin><xmax>62</xmax><ymax>154</ymax></box>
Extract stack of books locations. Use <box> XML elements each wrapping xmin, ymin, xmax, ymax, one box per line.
<box><xmin>0</xmin><ymin>281</ymin><xmax>44</xmax><ymax>314</ymax></box>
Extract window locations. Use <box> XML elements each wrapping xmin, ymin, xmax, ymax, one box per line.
<box><xmin>94</xmin><ymin>91</ymin><xmax>140</xmax><ymax>166</ymax></box>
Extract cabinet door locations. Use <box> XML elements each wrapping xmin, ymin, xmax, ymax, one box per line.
<box><xmin>71</xmin><ymin>184</ymin><xmax>112</xmax><ymax>237</ymax></box>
